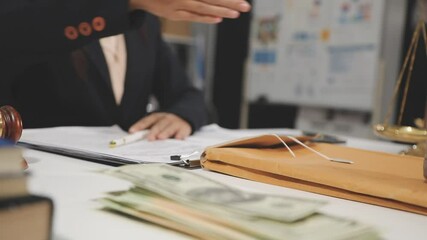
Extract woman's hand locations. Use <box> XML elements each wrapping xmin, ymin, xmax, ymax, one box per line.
<box><xmin>129</xmin><ymin>0</ymin><xmax>251</xmax><ymax>23</ymax></box>
<box><xmin>129</xmin><ymin>113</ymin><xmax>192</xmax><ymax>141</ymax></box>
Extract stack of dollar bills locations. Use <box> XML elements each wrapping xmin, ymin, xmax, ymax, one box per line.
<box><xmin>99</xmin><ymin>164</ymin><xmax>379</xmax><ymax>240</ymax></box>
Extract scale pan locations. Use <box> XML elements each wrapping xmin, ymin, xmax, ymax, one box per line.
<box><xmin>374</xmin><ymin>124</ymin><xmax>427</xmax><ymax>143</ymax></box>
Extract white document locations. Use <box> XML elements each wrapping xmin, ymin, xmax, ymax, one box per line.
<box><xmin>19</xmin><ymin>124</ymin><xmax>287</xmax><ymax>165</ymax></box>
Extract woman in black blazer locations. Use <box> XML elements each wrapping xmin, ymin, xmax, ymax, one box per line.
<box><xmin>0</xmin><ymin>13</ymin><xmax>207</xmax><ymax>140</ymax></box>
<box><xmin>0</xmin><ymin>0</ymin><xmax>250</xmax><ymax>57</ymax></box>
<box><xmin>0</xmin><ymin>0</ymin><xmax>250</xmax><ymax>139</ymax></box>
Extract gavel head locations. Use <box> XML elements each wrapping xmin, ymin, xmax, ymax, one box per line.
<box><xmin>0</xmin><ymin>106</ymin><xmax>23</xmax><ymax>143</ymax></box>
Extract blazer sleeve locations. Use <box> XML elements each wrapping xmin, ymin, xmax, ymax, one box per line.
<box><xmin>0</xmin><ymin>0</ymin><xmax>145</xmax><ymax>57</ymax></box>
<box><xmin>149</xmin><ymin>16</ymin><xmax>208</xmax><ymax>132</ymax></box>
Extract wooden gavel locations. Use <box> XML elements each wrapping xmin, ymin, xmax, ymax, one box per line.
<box><xmin>0</xmin><ymin>105</ymin><xmax>23</xmax><ymax>143</ymax></box>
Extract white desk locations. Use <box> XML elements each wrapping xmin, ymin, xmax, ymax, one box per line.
<box><xmin>25</xmin><ymin>130</ymin><xmax>427</xmax><ymax>240</ymax></box>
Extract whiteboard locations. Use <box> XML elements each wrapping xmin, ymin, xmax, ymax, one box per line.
<box><xmin>246</xmin><ymin>0</ymin><xmax>385</xmax><ymax>111</ymax></box>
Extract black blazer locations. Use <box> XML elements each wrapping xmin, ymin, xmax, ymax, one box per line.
<box><xmin>0</xmin><ymin>14</ymin><xmax>207</xmax><ymax>131</ymax></box>
<box><xmin>0</xmin><ymin>0</ymin><xmax>138</xmax><ymax>57</ymax></box>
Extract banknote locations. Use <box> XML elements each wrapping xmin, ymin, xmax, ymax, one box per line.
<box><xmin>100</xmin><ymin>189</ymin><xmax>379</xmax><ymax>240</ymax></box>
<box><xmin>102</xmin><ymin>164</ymin><xmax>325</xmax><ymax>222</ymax></box>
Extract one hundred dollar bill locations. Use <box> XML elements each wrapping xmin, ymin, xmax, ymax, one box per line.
<box><xmin>100</xmin><ymin>189</ymin><xmax>379</xmax><ymax>240</ymax></box>
<box><xmin>102</xmin><ymin>164</ymin><xmax>325</xmax><ymax>222</ymax></box>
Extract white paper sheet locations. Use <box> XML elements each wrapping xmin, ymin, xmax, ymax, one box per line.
<box><xmin>19</xmin><ymin>124</ymin><xmax>298</xmax><ymax>165</ymax></box>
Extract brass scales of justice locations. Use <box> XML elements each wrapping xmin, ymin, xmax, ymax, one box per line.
<box><xmin>373</xmin><ymin>0</ymin><xmax>427</xmax><ymax>179</ymax></box>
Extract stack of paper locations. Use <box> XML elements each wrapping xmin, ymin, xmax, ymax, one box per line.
<box><xmin>18</xmin><ymin>124</ymin><xmax>274</xmax><ymax>166</ymax></box>
<box><xmin>99</xmin><ymin>164</ymin><xmax>379</xmax><ymax>240</ymax></box>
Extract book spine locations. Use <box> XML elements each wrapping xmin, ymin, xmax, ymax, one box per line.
<box><xmin>424</xmin><ymin>97</ymin><xmax>427</xmax><ymax>180</ymax></box>
<box><xmin>0</xmin><ymin>195</ymin><xmax>54</xmax><ymax>240</ymax></box>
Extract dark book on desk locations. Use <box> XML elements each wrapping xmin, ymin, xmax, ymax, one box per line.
<box><xmin>0</xmin><ymin>173</ymin><xmax>27</xmax><ymax>199</ymax></box>
<box><xmin>0</xmin><ymin>140</ymin><xmax>54</xmax><ymax>240</ymax></box>
<box><xmin>0</xmin><ymin>144</ymin><xmax>28</xmax><ymax>199</ymax></box>
<box><xmin>0</xmin><ymin>141</ymin><xmax>28</xmax><ymax>197</ymax></box>
<box><xmin>0</xmin><ymin>145</ymin><xmax>27</xmax><ymax>173</ymax></box>
<box><xmin>0</xmin><ymin>195</ymin><xmax>54</xmax><ymax>240</ymax></box>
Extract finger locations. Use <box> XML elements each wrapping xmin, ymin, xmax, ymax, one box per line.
<box><xmin>145</xmin><ymin>127</ymin><xmax>162</xmax><ymax>141</ymax></box>
<box><xmin>129</xmin><ymin>113</ymin><xmax>165</xmax><ymax>133</ymax></box>
<box><xmin>173</xmin><ymin>10</ymin><xmax>223</xmax><ymax>23</ymax></box>
<box><xmin>182</xmin><ymin>1</ymin><xmax>240</xmax><ymax>19</ymax></box>
<box><xmin>174</xmin><ymin>125</ymin><xmax>192</xmax><ymax>140</ymax></box>
<box><xmin>199</xmin><ymin>0</ymin><xmax>251</xmax><ymax>12</ymax></box>
<box><xmin>157</xmin><ymin>118</ymin><xmax>191</xmax><ymax>140</ymax></box>
<box><xmin>145</xmin><ymin>116</ymin><xmax>173</xmax><ymax>141</ymax></box>
<box><xmin>129</xmin><ymin>115</ymin><xmax>158</xmax><ymax>133</ymax></box>
<box><xmin>157</xmin><ymin>122</ymin><xmax>182</xmax><ymax>140</ymax></box>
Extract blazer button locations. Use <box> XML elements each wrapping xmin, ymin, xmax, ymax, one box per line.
<box><xmin>64</xmin><ymin>26</ymin><xmax>79</xmax><ymax>40</ymax></box>
<box><xmin>78</xmin><ymin>22</ymin><xmax>92</xmax><ymax>36</ymax></box>
<box><xmin>92</xmin><ymin>17</ymin><xmax>106</xmax><ymax>32</ymax></box>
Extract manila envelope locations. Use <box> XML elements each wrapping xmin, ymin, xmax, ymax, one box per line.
<box><xmin>201</xmin><ymin>135</ymin><xmax>427</xmax><ymax>215</ymax></box>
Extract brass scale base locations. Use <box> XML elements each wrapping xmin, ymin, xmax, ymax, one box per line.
<box><xmin>374</xmin><ymin>4</ymin><xmax>427</xmax><ymax>158</ymax></box>
<box><xmin>374</xmin><ymin>124</ymin><xmax>426</xmax><ymax>157</ymax></box>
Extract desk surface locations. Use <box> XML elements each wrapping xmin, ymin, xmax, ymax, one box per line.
<box><xmin>25</xmin><ymin>129</ymin><xmax>427</xmax><ymax>240</ymax></box>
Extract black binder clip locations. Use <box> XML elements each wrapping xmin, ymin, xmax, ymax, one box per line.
<box><xmin>303</xmin><ymin>131</ymin><xmax>346</xmax><ymax>144</ymax></box>
<box><xmin>170</xmin><ymin>151</ymin><xmax>201</xmax><ymax>168</ymax></box>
